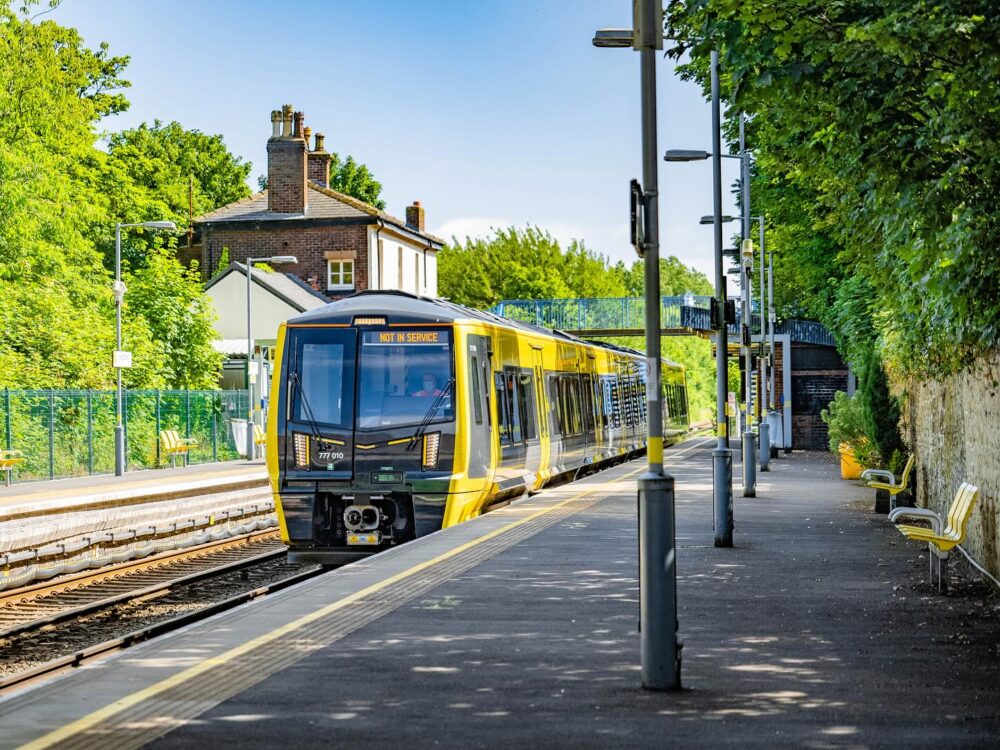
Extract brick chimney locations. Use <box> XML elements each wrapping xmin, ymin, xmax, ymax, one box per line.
<box><xmin>266</xmin><ymin>104</ymin><xmax>307</xmax><ymax>214</ymax></box>
<box><xmin>307</xmin><ymin>132</ymin><xmax>331</xmax><ymax>189</ymax></box>
<box><xmin>405</xmin><ymin>201</ymin><xmax>425</xmax><ymax>232</ymax></box>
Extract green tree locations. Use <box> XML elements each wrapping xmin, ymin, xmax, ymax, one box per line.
<box><xmin>0</xmin><ymin>3</ymin><xmax>163</xmax><ymax>388</ymax></box>
<box><xmin>125</xmin><ymin>248</ymin><xmax>222</xmax><ymax>389</ymax></box>
<box><xmin>0</xmin><ymin>6</ymin><xmax>226</xmax><ymax>390</ymax></box>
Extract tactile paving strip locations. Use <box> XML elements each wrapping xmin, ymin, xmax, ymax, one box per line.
<box><xmin>48</xmin><ymin>483</ymin><xmax>623</xmax><ymax>750</ymax></box>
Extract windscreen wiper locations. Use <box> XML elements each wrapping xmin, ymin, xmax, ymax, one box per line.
<box><xmin>407</xmin><ymin>378</ymin><xmax>454</xmax><ymax>450</ymax></box>
<box><xmin>288</xmin><ymin>371</ymin><xmax>324</xmax><ymax>442</ymax></box>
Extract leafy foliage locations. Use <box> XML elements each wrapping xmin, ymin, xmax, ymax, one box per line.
<box><xmin>0</xmin><ymin>5</ymin><xmax>226</xmax><ymax>389</ymax></box>
<box><xmin>665</xmin><ymin>0</ymin><xmax>1000</xmax><ymax>448</ymax></box>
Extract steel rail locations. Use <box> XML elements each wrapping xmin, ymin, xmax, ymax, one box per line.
<box><xmin>0</xmin><ymin>530</ymin><xmax>283</xmax><ymax>638</ymax></box>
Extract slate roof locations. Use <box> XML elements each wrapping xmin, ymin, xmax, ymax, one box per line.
<box><xmin>195</xmin><ymin>182</ymin><xmax>444</xmax><ymax>247</ymax></box>
<box><xmin>205</xmin><ymin>263</ymin><xmax>330</xmax><ymax>312</ymax></box>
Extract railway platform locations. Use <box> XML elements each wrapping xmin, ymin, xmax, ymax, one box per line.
<box><xmin>0</xmin><ymin>460</ymin><xmax>267</xmax><ymax>518</ymax></box>
<box><xmin>2</xmin><ymin>439</ymin><xmax>998</xmax><ymax>749</ymax></box>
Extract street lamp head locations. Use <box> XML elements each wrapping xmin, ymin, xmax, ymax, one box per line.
<box><xmin>663</xmin><ymin>149</ymin><xmax>710</xmax><ymax>162</ymax></box>
<box><xmin>592</xmin><ymin>28</ymin><xmax>633</xmax><ymax>48</ymax></box>
<box><xmin>700</xmin><ymin>215</ymin><xmax>735</xmax><ymax>225</ymax></box>
<box><xmin>140</xmin><ymin>221</ymin><xmax>177</xmax><ymax>230</ymax></box>
<box><xmin>267</xmin><ymin>255</ymin><xmax>298</xmax><ymax>265</ymax></box>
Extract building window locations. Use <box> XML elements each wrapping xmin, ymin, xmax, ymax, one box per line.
<box><xmin>327</xmin><ymin>259</ymin><xmax>354</xmax><ymax>290</ymax></box>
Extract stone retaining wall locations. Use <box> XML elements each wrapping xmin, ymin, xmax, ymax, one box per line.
<box><xmin>903</xmin><ymin>350</ymin><xmax>1000</xmax><ymax>577</ymax></box>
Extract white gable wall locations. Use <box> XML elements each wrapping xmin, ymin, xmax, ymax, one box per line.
<box><xmin>206</xmin><ymin>271</ymin><xmax>302</xmax><ymax>344</ymax></box>
<box><xmin>367</xmin><ymin>227</ymin><xmax>438</xmax><ymax>297</ymax></box>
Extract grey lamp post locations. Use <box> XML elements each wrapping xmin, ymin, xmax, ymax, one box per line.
<box><xmin>662</xmin><ymin>50</ymin><xmax>733</xmax><ymax>547</ymax></box>
<box><xmin>245</xmin><ymin>256</ymin><xmax>298</xmax><ymax>461</ymax></box>
<box><xmin>114</xmin><ymin>220</ymin><xmax>177</xmax><ymax>476</ymax></box>
<box><xmin>738</xmin><ymin>113</ymin><xmax>757</xmax><ymax>496</ymax></box>
<box><xmin>594</xmin><ymin>0</ymin><xmax>680</xmax><ymax>691</ymax></box>
<box><xmin>757</xmin><ymin>217</ymin><xmax>770</xmax><ymax>472</ymax></box>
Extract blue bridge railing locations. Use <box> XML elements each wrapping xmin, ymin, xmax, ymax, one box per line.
<box><xmin>492</xmin><ymin>296</ymin><xmax>713</xmax><ymax>332</ymax></box>
<box><xmin>493</xmin><ymin>297</ymin><xmax>837</xmax><ymax>347</ymax></box>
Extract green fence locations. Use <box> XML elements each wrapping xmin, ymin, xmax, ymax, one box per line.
<box><xmin>1</xmin><ymin>389</ymin><xmax>250</xmax><ymax>483</ymax></box>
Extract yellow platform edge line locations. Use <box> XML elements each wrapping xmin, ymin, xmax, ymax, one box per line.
<box><xmin>19</xmin><ymin>465</ymin><xmax>644</xmax><ymax>750</ymax></box>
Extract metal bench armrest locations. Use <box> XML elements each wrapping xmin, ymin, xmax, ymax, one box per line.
<box><xmin>888</xmin><ymin>507</ymin><xmax>941</xmax><ymax>534</ymax></box>
<box><xmin>862</xmin><ymin>468</ymin><xmax>894</xmax><ymax>484</ymax></box>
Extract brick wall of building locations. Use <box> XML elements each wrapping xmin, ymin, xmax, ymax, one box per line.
<box><xmin>789</xmin><ymin>344</ymin><xmax>848</xmax><ymax>450</ymax></box>
<box><xmin>202</xmin><ymin>222</ymin><xmax>368</xmax><ymax>299</ymax></box>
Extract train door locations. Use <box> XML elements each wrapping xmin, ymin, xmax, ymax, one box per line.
<box><xmin>466</xmin><ymin>335</ymin><xmax>492</xmax><ymax>479</ymax></box>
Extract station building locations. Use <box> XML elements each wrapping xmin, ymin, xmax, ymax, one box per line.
<box><xmin>195</xmin><ymin>104</ymin><xmax>444</xmax><ymax>301</ymax></box>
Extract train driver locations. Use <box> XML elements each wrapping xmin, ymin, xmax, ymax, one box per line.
<box><xmin>413</xmin><ymin>372</ymin><xmax>443</xmax><ymax>398</ymax></box>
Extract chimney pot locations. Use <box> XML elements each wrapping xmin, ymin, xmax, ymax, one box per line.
<box><xmin>293</xmin><ymin>111</ymin><xmax>305</xmax><ymax>139</ymax></box>
<box><xmin>303</xmin><ymin>126</ymin><xmax>312</xmax><ymax>143</ymax></box>
<box><xmin>270</xmin><ymin>110</ymin><xmax>281</xmax><ymax>138</ymax></box>
<box><xmin>406</xmin><ymin>201</ymin><xmax>426</xmax><ymax>233</ymax></box>
<box><xmin>268</xmin><ymin>105</ymin><xmax>308</xmax><ymax>213</ymax></box>
<box><xmin>307</xmin><ymin>132</ymin><xmax>331</xmax><ymax>188</ymax></box>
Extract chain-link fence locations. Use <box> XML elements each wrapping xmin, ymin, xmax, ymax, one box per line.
<box><xmin>1</xmin><ymin>389</ymin><xmax>250</xmax><ymax>483</ymax></box>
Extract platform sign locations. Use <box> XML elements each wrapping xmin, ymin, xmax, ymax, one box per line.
<box><xmin>113</xmin><ymin>350</ymin><xmax>132</xmax><ymax>368</ymax></box>
<box><xmin>630</xmin><ymin>179</ymin><xmax>645</xmax><ymax>258</ymax></box>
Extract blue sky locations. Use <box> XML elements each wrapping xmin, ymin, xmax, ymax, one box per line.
<box><xmin>53</xmin><ymin>0</ymin><xmax>741</xmax><ymax>293</ymax></box>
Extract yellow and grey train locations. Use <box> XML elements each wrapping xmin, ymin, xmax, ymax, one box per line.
<box><xmin>266</xmin><ymin>291</ymin><xmax>689</xmax><ymax>564</ymax></box>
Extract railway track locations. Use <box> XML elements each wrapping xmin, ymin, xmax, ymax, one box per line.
<box><xmin>0</xmin><ymin>531</ymin><xmax>324</xmax><ymax>692</ymax></box>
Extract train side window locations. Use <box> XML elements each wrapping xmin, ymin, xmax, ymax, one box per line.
<box><xmin>505</xmin><ymin>370</ymin><xmax>523</xmax><ymax>443</ymax></box>
<box><xmin>561</xmin><ymin>375</ymin><xmax>582</xmax><ymax>436</ymax></box>
<box><xmin>470</xmin><ymin>355</ymin><xmax>483</xmax><ymax>425</ymax></box>
<box><xmin>581</xmin><ymin>374</ymin><xmax>595</xmax><ymax>433</ymax></box>
<box><xmin>534</xmin><ymin>366</ymin><xmax>547</xmax><ymax>437</ymax></box>
<box><xmin>549</xmin><ymin>377</ymin><xmax>562</xmax><ymax>436</ymax></box>
<box><xmin>518</xmin><ymin>372</ymin><xmax>537</xmax><ymax>441</ymax></box>
<box><xmin>623</xmin><ymin>376</ymin><xmax>633</xmax><ymax>427</ymax></box>
<box><xmin>495</xmin><ymin>372</ymin><xmax>510</xmax><ymax>444</ymax></box>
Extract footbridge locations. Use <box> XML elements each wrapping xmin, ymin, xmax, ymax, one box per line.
<box><xmin>490</xmin><ymin>296</ymin><xmax>836</xmax><ymax>346</ymax></box>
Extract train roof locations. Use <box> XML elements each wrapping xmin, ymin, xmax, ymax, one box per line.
<box><xmin>287</xmin><ymin>290</ymin><xmax>684</xmax><ymax>368</ymax></box>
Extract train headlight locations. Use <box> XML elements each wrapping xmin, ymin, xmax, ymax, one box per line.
<box><xmin>422</xmin><ymin>432</ymin><xmax>440</xmax><ymax>470</ymax></box>
<box><xmin>293</xmin><ymin>432</ymin><xmax>310</xmax><ymax>469</ymax></box>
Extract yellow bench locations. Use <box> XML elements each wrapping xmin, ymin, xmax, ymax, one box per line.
<box><xmin>159</xmin><ymin>429</ymin><xmax>198</xmax><ymax>467</ymax></box>
<box><xmin>862</xmin><ymin>454</ymin><xmax>915</xmax><ymax>512</ymax></box>
<box><xmin>0</xmin><ymin>449</ymin><xmax>25</xmax><ymax>486</ymax></box>
<box><xmin>889</xmin><ymin>482</ymin><xmax>979</xmax><ymax>593</ymax></box>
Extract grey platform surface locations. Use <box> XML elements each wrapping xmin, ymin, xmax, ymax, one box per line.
<box><xmin>0</xmin><ymin>460</ymin><xmax>266</xmax><ymax>518</ymax></box>
<box><xmin>2</xmin><ymin>439</ymin><xmax>999</xmax><ymax>749</ymax></box>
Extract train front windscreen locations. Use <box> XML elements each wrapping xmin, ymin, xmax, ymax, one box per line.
<box><xmin>285</xmin><ymin>327</ymin><xmax>454</xmax><ymax>467</ymax></box>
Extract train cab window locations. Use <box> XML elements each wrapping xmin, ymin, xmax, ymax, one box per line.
<box><xmin>357</xmin><ymin>329</ymin><xmax>453</xmax><ymax>430</ymax></box>
<box><xmin>289</xmin><ymin>328</ymin><xmax>356</xmax><ymax>429</ymax></box>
